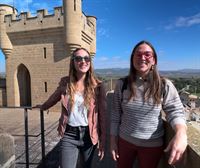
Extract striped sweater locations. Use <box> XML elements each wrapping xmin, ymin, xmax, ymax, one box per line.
<box><xmin>110</xmin><ymin>78</ymin><xmax>186</xmax><ymax>147</ymax></box>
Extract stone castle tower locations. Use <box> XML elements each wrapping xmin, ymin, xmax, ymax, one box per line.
<box><xmin>0</xmin><ymin>0</ymin><xmax>96</xmax><ymax>112</ymax></box>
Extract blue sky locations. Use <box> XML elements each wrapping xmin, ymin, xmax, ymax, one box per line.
<box><xmin>0</xmin><ymin>0</ymin><xmax>200</xmax><ymax>72</ymax></box>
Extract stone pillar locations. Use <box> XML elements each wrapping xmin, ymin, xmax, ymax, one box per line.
<box><xmin>0</xmin><ymin>129</ymin><xmax>15</xmax><ymax>168</ymax></box>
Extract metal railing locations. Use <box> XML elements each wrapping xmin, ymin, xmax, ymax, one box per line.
<box><xmin>0</xmin><ymin>107</ymin><xmax>46</xmax><ymax>168</ymax></box>
<box><xmin>24</xmin><ymin>107</ymin><xmax>46</xmax><ymax>168</ymax></box>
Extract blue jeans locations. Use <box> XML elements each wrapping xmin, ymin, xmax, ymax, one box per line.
<box><xmin>60</xmin><ymin>125</ymin><xmax>96</xmax><ymax>168</ymax></box>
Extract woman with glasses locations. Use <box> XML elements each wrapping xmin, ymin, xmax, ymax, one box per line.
<box><xmin>36</xmin><ymin>48</ymin><xmax>106</xmax><ymax>168</ymax></box>
<box><xmin>110</xmin><ymin>40</ymin><xmax>187</xmax><ymax>168</ymax></box>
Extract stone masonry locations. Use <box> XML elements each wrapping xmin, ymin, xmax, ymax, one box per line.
<box><xmin>0</xmin><ymin>0</ymin><xmax>96</xmax><ymax>112</ymax></box>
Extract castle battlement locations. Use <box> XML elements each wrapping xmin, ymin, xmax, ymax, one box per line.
<box><xmin>4</xmin><ymin>7</ymin><xmax>63</xmax><ymax>22</ymax></box>
<box><xmin>4</xmin><ymin>6</ymin><xmax>95</xmax><ymax>36</ymax></box>
<box><xmin>0</xmin><ymin>0</ymin><xmax>97</xmax><ymax>110</ymax></box>
<box><xmin>4</xmin><ymin>7</ymin><xmax>64</xmax><ymax>32</ymax></box>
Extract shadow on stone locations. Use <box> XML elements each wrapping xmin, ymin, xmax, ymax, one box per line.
<box><xmin>37</xmin><ymin>142</ymin><xmax>60</xmax><ymax>168</ymax></box>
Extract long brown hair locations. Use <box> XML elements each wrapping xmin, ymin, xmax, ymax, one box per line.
<box><xmin>128</xmin><ymin>40</ymin><xmax>163</xmax><ymax>104</ymax></box>
<box><xmin>67</xmin><ymin>47</ymin><xmax>101</xmax><ymax>110</ymax></box>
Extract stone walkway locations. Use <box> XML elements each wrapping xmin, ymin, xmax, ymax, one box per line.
<box><xmin>0</xmin><ymin>105</ymin><xmax>116</xmax><ymax>168</ymax></box>
<box><xmin>0</xmin><ymin>108</ymin><xmax>61</xmax><ymax>167</ymax></box>
<box><xmin>2</xmin><ymin>98</ymin><xmax>200</xmax><ymax>167</ymax></box>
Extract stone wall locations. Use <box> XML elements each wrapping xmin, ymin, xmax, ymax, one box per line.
<box><xmin>0</xmin><ymin>87</ymin><xmax>7</xmax><ymax>106</ymax></box>
<box><xmin>0</xmin><ymin>130</ymin><xmax>15</xmax><ymax>168</ymax></box>
<box><xmin>0</xmin><ymin>0</ymin><xmax>96</xmax><ymax>112</ymax></box>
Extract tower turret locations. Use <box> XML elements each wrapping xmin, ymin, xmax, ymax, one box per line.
<box><xmin>63</xmin><ymin>0</ymin><xmax>82</xmax><ymax>55</ymax></box>
<box><xmin>87</xmin><ymin>16</ymin><xmax>97</xmax><ymax>56</ymax></box>
<box><xmin>0</xmin><ymin>4</ymin><xmax>17</xmax><ymax>58</ymax></box>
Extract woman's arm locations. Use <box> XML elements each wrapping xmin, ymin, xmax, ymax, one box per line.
<box><xmin>96</xmin><ymin>82</ymin><xmax>107</xmax><ymax>160</ymax></box>
<box><xmin>162</xmin><ymin>79</ymin><xmax>187</xmax><ymax>165</ymax></box>
<box><xmin>110</xmin><ymin>80</ymin><xmax>123</xmax><ymax>161</ymax></box>
<box><xmin>97</xmin><ymin>83</ymin><xmax>107</xmax><ymax>148</ymax></box>
<box><xmin>40</xmin><ymin>77</ymin><xmax>68</xmax><ymax>110</ymax></box>
<box><xmin>164</xmin><ymin>124</ymin><xmax>187</xmax><ymax>165</ymax></box>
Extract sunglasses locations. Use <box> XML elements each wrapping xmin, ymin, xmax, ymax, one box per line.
<box><xmin>73</xmin><ymin>56</ymin><xmax>91</xmax><ymax>63</ymax></box>
<box><xmin>135</xmin><ymin>51</ymin><xmax>154</xmax><ymax>59</ymax></box>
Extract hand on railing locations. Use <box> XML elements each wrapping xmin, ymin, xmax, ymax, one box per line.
<box><xmin>32</xmin><ymin>104</ymin><xmax>42</xmax><ymax>109</ymax></box>
<box><xmin>32</xmin><ymin>105</ymin><xmax>49</xmax><ymax>114</ymax></box>
<box><xmin>164</xmin><ymin>124</ymin><xmax>187</xmax><ymax>165</ymax></box>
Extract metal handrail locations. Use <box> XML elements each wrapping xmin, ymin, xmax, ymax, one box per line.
<box><xmin>0</xmin><ymin>106</ymin><xmax>46</xmax><ymax>168</ymax></box>
<box><xmin>24</xmin><ymin>108</ymin><xmax>29</xmax><ymax>168</ymax></box>
<box><xmin>40</xmin><ymin>109</ymin><xmax>45</xmax><ymax>166</ymax></box>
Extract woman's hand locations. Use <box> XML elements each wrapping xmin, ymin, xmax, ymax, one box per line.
<box><xmin>32</xmin><ymin>105</ymin><xmax>49</xmax><ymax>114</ymax></box>
<box><xmin>110</xmin><ymin>135</ymin><xmax>119</xmax><ymax>161</ymax></box>
<box><xmin>97</xmin><ymin>142</ymin><xmax>104</xmax><ymax>160</ymax></box>
<box><xmin>164</xmin><ymin>124</ymin><xmax>187</xmax><ymax>165</ymax></box>
<box><xmin>57</xmin><ymin>124</ymin><xmax>65</xmax><ymax>138</ymax></box>
<box><xmin>32</xmin><ymin>104</ymin><xmax>42</xmax><ymax>109</ymax></box>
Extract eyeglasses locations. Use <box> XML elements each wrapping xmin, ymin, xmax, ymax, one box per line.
<box><xmin>135</xmin><ymin>51</ymin><xmax>154</xmax><ymax>59</ymax></box>
<box><xmin>73</xmin><ymin>56</ymin><xmax>91</xmax><ymax>63</ymax></box>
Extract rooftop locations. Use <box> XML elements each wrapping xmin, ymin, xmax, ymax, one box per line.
<box><xmin>1</xmin><ymin>94</ymin><xmax>200</xmax><ymax>167</ymax></box>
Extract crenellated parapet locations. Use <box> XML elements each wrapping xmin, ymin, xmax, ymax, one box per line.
<box><xmin>4</xmin><ymin>7</ymin><xmax>64</xmax><ymax>33</ymax></box>
<box><xmin>3</xmin><ymin>5</ymin><xmax>96</xmax><ymax>54</ymax></box>
<box><xmin>1</xmin><ymin>1</ymin><xmax>96</xmax><ymax>56</ymax></box>
<box><xmin>1</xmin><ymin>0</ymin><xmax>97</xmax><ymax>110</ymax></box>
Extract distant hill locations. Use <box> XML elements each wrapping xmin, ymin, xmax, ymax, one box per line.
<box><xmin>95</xmin><ymin>68</ymin><xmax>200</xmax><ymax>78</ymax></box>
<box><xmin>95</xmin><ymin>68</ymin><xmax>129</xmax><ymax>78</ymax></box>
<box><xmin>1</xmin><ymin>69</ymin><xmax>200</xmax><ymax>79</ymax></box>
<box><xmin>0</xmin><ymin>72</ymin><xmax>5</xmax><ymax>78</ymax></box>
<box><xmin>160</xmin><ymin>69</ymin><xmax>200</xmax><ymax>78</ymax></box>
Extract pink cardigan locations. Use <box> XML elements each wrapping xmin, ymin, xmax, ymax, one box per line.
<box><xmin>41</xmin><ymin>76</ymin><xmax>107</xmax><ymax>148</ymax></box>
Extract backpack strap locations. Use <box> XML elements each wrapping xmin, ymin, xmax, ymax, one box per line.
<box><xmin>119</xmin><ymin>76</ymin><xmax>166</xmax><ymax>103</ymax></box>
<box><xmin>119</xmin><ymin>76</ymin><xmax>128</xmax><ymax>102</ymax></box>
<box><xmin>161</xmin><ymin>77</ymin><xmax>166</xmax><ymax>99</ymax></box>
<box><xmin>95</xmin><ymin>82</ymin><xmax>104</xmax><ymax>113</ymax></box>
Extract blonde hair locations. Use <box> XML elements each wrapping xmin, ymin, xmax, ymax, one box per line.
<box><xmin>67</xmin><ymin>48</ymin><xmax>101</xmax><ymax>110</ymax></box>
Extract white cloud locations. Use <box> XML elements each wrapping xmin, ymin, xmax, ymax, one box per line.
<box><xmin>97</xmin><ymin>28</ymin><xmax>107</xmax><ymax>36</ymax></box>
<box><xmin>145</xmin><ymin>27</ymin><xmax>154</xmax><ymax>31</ymax></box>
<box><xmin>94</xmin><ymin>56</ymin><xmax>109</xmax><ymax>62</ymax></box>
<box><xmin>175</xmin><ymin>13</ymin><xmax>200</xmax><ymax>27</ymax></box>
<box><xmin>165</xmin><ymin>12</ymin><xmax>200</xmax><ymax>30</ymax></box>
<box><xmin>97</xmin><ymin>27</ymin><xmax>110</xmax><ymax>39</ymax></box>
<box><xmin>31</xmin><ymin>2</ymin><xmax>50</xmax><ymax>13</ymax></box>
<box><xmin>98</xmin><ymin>19</ymin><xmax>106</xmax><ymax>24</ymax></box>
<box><xmin>158</xmin><ymin>58</ymin><xmax>200</xmax><ymax>71</ymax></box>
<box><xmin>158</xmin><ymin>50</ymin><xmax>165</xmax><ymax>57</ymax></box>
<box><xmin>158</xmin><ymin>61</ymin><xmax>178</xmax><ymax>70</ymax></box>
<box><xmin>97</xmin><ymin>18</ymin><xmax>110</xmax><ymax>39</ymax></box>
<box><xmin>112</xmin><ymin>56</ymin><xmax>121</xmax><ymax>60</ymax></box>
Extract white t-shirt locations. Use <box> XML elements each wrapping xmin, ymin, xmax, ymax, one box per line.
<box><xmin>68</xmin><ymin>92</ymin><xmax>88</xmax><ymax>126</ymax></box>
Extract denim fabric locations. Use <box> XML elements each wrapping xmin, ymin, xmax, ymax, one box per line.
<box><xmin>60</xmin><ymin>125</ymin><xmax>96</xmax><ymax>168</ymax></box>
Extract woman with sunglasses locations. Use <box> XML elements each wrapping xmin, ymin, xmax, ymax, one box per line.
<box><xmin>36</xmin><ymin>48</ymin><xmax>106</xmax><ymax>168</ymax></box>
<box><xmin>110</xmin><ymin>40</ymin><xmax>187</xmax><ymax>168</ymax></box>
